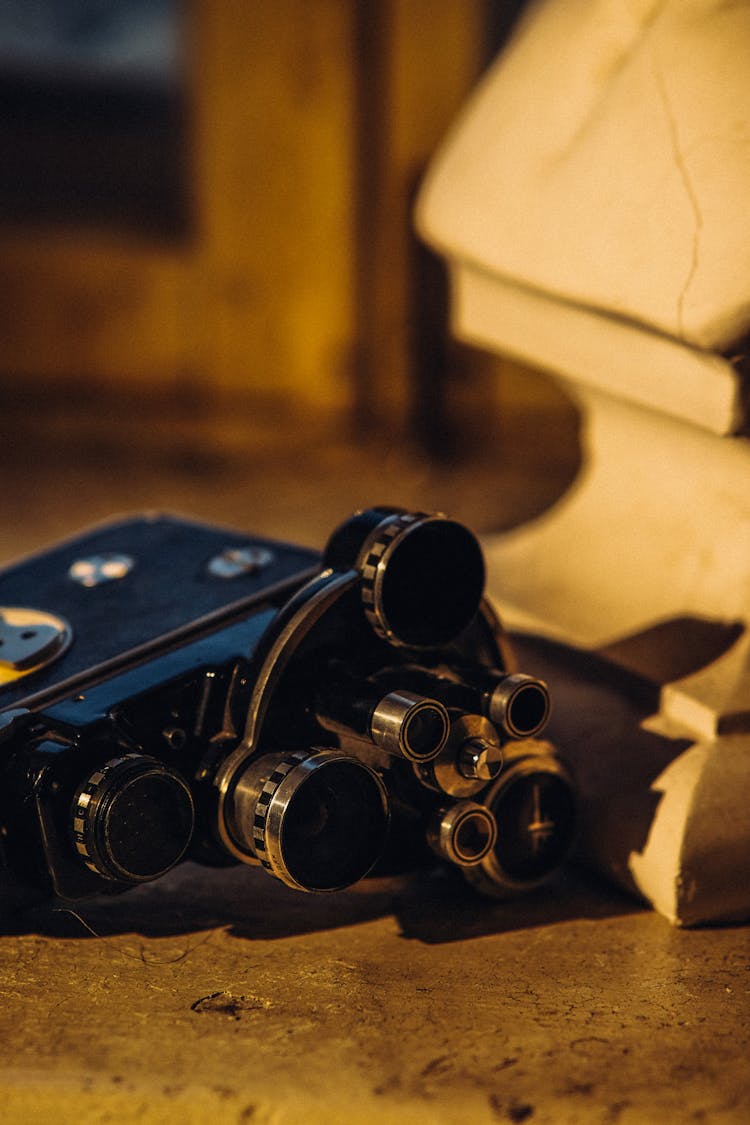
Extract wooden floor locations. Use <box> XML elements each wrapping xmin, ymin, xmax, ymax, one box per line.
<box><xmin>1</xmin><ymin>372</ymin><xmax>748</xmax><ymax>1124</ymax></box>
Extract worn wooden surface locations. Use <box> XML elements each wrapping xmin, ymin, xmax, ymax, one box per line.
<box><xmin>1</xmin><ymin>862</ymin><xmax>748</xmax><ymax>1124</ymax></box>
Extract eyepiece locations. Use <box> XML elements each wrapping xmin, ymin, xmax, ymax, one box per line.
<box><xmin>488</xmin><ymin>674</ymin><xmax>551</xmax><ymax>739</ymax></box>
<box><xmin>230</xmin><ymin>749</ymin><xmax>389</xmax><ymax>892</ymax></box>
<box><xmin>427</xmin><ymin>801</ymin><xmax>497</xmax><ymax>868</ymax></box>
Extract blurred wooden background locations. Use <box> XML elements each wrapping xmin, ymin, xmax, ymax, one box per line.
<box><xmin>0</xmin><ymin>0</ymin><xmax>582</xmax><ymax>568</ymax></box>
<box><xmin>0</xmin><ymin>1</ymin><xmax>528</xmax><ymax>439</ymax></box>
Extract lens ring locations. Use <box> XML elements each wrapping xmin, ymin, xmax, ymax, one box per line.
<box><xmin>252</xmin><ymin>749</ymin><xmax>390</xmax><ymax>892</ymax></box>
<box><xmin>489</xmin><ymin>674</ymin><xmax>551</xmax><ymax>739</ymax></box>
<box><xmin>71</xmin><ymin>754</ymin><xmax>195</xmax><ymax>884</ymax></box>
<box><xmin>428</xmin><ymin>801</ymin><xmax>498</xmax><ymax>868</ymax></box>
<box><xmin>358</xmin><ymin>513</ymin><xmax>485</xmax><ymax>648</ymax></box>
<box><xmin>370</xmin><ymin>691</ymin><xmax>450</xmax><ymax>762</ymax></box>
<box><xmin>401</xmin><ymin>699</ymin><xmax>450</xmax><ymax>762</ymax></box>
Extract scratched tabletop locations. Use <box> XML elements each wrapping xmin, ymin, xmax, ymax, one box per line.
<box><xmin>1</xmin><ymin>861</ymin><xmax>748</xmax><ymax>1125</ymax></box>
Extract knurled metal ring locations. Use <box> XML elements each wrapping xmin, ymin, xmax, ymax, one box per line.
<box><xmin>251</xmin><ymin>751</ymin><xmax>309</xmax><ymax>874</ymax></box>
<box><xmin>356</xmin><ymin>511</ymin><xmax>423</xmax><ymax>643</ymax></box>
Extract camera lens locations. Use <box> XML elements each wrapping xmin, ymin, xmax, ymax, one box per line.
<box><xmin>464</xmin><ymin>749</ymin><xmax>576</xmax><ymax>896</ymax></box>
<box><xmin>363</xmin><ymin>515</ymin><xmax>485</xmax><ymax>648</ymax></box>
<box><xmin>487</xmin><ymin>674</ymin><xmax>551</xmax><ymax>739</ymax></box>
<box><xmin>231</xmin><ymin>749</ymin><xmax>389</xmax><ymax>892</ymax></box>
<box><xmin>71</xmin><ymin>755</ymin><xmax>194</xmax><ymax>884</ymax></box>
<box><xmin>315</xmin><ymin>676</ymin><xmax>449</xmax><ymax>763</ymax></box>
<box><xmin>279</xmin><ymin>759</ymin><xmax>386</xmax><ymax>890</ymax></box>
<box><xmin>427</xmin><ymin>801</ymin><xmax>497</xmax><ymax>867</ymax></box>
<box><xmin>370</xmin><ymin>691</ymin><xmax>449</xmax><ymax>762</ymax></box>
<box><xmin>400</xmin><ymin>700</ymin><xmax>448</xmax><ymax>760</ymax></box>
<box><xmin>327</xmin><ymin>510</ymin><xmax>484</xmax><ymax>648</ymax></box>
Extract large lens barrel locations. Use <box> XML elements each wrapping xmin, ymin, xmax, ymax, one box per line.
<box><xmin>228</xmin><ymin>749</ymin><xmax>389</xmax><ymax>892</ymax></box>
<box><xmin>324</xmin><ymin>509</ymin><xmax>485</xmax><ymax>648</ymax></box>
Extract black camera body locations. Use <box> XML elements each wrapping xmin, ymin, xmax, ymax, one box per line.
<box><xmin>0</xmin><ymin>508</ymin><xmax>575</xmax><ymax>909</ymax></box>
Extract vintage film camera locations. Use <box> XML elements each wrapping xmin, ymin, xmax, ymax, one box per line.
<box><xmin>0</xmin><ymin>508</ymin><xmax>575</xmax><ymax>908</ymax></box>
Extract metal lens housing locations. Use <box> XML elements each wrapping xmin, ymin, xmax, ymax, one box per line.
<box><xmin>360</xmin><ymin>514</ymin><xmax>486</xmax><ymax>648</ymax></box>
<box><xmin>416</xmin><ymin>713</ymin><xmax>503</xmax><ymax>798</ymax></box>
<box><xmin>488</xmin><ymin>674</ymin><xmax>551</xmax><ymax>739</ymax></box>
<box><xmin>71</xmin><ymin>754</ymin><xmax>195</xmax><ymax>884</ymax></box>
<box><xmin>370</xmin><ymin>690</ymin><xmax>450</xmax><ymax>762</ymax></box>
<box><xmin>427</xmin><ymin>801</ymin><xmax>498</xmax><ymax>868</ymax></box>
<box><xmin>464</xmin><ymin>745</ymin><xmax>576</xmax><ymax>897</ymax></box>
<box><xmin>232</xmin><ymin>749</ymin><xmax>389</xmax><ymax>892</ymax></box>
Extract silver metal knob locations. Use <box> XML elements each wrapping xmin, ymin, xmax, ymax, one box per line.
<box><xmin>458</xmin><ymin>737</ymin><xmax>504</xmax><ymax>782</ymax></box>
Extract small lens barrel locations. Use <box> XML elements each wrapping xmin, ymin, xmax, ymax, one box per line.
<box><xmin>370</xmin><ymin>691</ymin><xmax>449</xmax><ymax>762</ymax></box>
<box><xmin>316</xmin><ymin>676</ymin><xmax>449</xmax><ymax>763</ymax></box>
<box><xmin>427</xmin><ymin>801</ymin><xmax>498</xmax><ymax>868</ymax></box>
<box><xmin>487</xmin><ymin>674</ymin><xmax>551</xmax><ymax>739</ymax></box>
<box><xmin>368</xmin><ymin>666</ymin><xmax>550</xmax><ymax>742</ymax></box>
<box><xmin>230</xmin><ymin>749</ymin><xmax>389</xmax><ymax>892</ymax></box>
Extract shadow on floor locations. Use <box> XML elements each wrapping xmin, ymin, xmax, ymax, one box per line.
<box><xmin>2</xmin><ymin>860</ymin><xmax>641</xmax><ymax>946</ymax></box>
